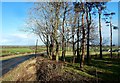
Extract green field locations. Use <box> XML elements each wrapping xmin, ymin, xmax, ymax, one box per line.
<box><xmin>1</xmin><ymin>45</ymin><xmax>119</xmax><ymax>57</ymax></box>
<box><xmin>0</xmin><ymin>46</ymin><xmax>46</xmax><ymax>56</ymax></box>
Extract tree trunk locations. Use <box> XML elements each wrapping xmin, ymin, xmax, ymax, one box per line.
<box><xmin>62</xmin><ymin>37</ymin><xmax>66</xmax><ymax>61</ymax></box>
<box><xmin>46</xmin><ymin>35</ymin><xmax>50</xmax><ymax>58</ymax></box>
<box><xmin>80</xmin><ymin>13</ymin><xmax>85</xmax><ymax>69</ymax></box>
<box><xmin>72</xmin><ymin>13</ymin><xmax>78</xmax><ymax>63</ymax></box>
<box><xmin>56</xmin><ymin>41</ymin><xmax>59</xmax><ymax>62</ymax></box>
<box><xmin>54</xmin><ymin>4</ymin><xmax>60</xmax><ymax>62</ymax></box>
<box><xmin>110</xmin><ymin>20</ymin><xmax>112</xmax><ymax>58</ymax></box>
<box><xmin>49</xmin><ymin>33</ymin><xmax>54</xmax><ymax>60</ymax></box>
<box><xmin>72</xmin><ymin>38</ymin><xmax>75</xmax><ymax>63</ymax></box>
<box><xmin>99</xmin><ymin>12</ymin><xmax>102</xmax><ymax>59</ymax></box>
<box><xmin>72</xmin><ymin>28</ymin><xmax>75</xmax><ymax>63</ymax></box>
<box><xmin>76</xmin><ymin>16</ymin><xmax>80</xmax><ymax>63</ymax></box>
<box><xmin>61</xmin><ymin>5</ymin><xmax>67</xmax><ymax>62</ymax></box>
<box><xmin>86</xmin><ymin>12</ymin><xmax>91</xmax><ymax>64</ymax></box>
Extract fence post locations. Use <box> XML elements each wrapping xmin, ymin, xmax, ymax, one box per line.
<box><xmin>35</xmin><ymin>39</ymin><xmax>38</xmax><ymax>58</ymax></box>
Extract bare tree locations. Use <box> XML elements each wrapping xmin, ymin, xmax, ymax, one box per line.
<box><xmin>85</xmin><ymin>2</ymin><xmax>93</xmax><ymax>64</ymax></box>
<box><xmin>80</xmin><ymin>2</ymin><xmax>86</xmax><ymax>69</ymax></box>
<box><xmin>95</xmin><ymin>2</ymin><xmax>106</xmax><ymax>59</ymax></box>
<box><xmin>61</xmin><ymin>2</ymin><xmax>69</xmax><ymax>62</ymax></box>
<box><xmin>104</xmin><ymin>12</ymin><xmax>115</xmax><ymax>58</ymax></box>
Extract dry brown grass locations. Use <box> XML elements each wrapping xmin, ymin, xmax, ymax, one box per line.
<box><xmin>0</xmin><ymin>57</ymin><xmax>36</xmax><ymax>81</ymax></box>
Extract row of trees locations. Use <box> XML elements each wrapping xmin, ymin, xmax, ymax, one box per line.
<box><xmin>25</xmin><ymin>1</ymin><xmax>115</xmax><ymax>69</ymax></box>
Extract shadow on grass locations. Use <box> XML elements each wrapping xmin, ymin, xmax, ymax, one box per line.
<box><xmin>89</xmin><ymin>58</ymin><xmax>120</xmax><ymax>82</ymax></box>
<box><xmin>63</xmin><ymin>54</ymin><xmax>120</xmax><ymax>82</ymax></box>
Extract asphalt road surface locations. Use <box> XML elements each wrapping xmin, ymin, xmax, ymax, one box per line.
<box><xmin>0</xmin><ymin>54</ymin><xmax>36</xmax><ymax>77</ymax></box>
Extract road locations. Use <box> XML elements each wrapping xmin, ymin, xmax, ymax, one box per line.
<box><xmin>0</xmin><ymin>54</ymin><xmax>36</xmax><ymax>77</ymax></box>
